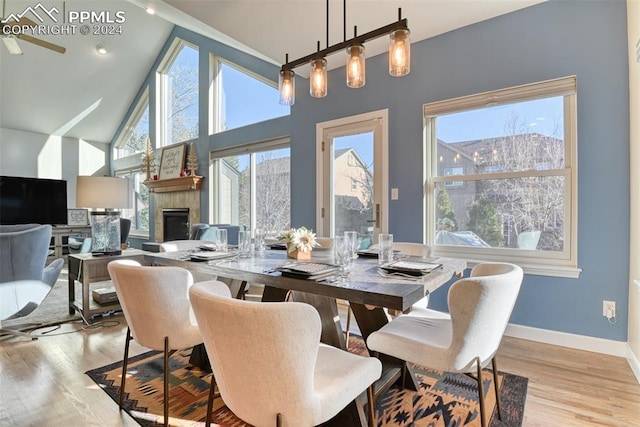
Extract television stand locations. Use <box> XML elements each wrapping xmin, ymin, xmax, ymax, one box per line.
<box><xmin>49</xmin><ymin>225</ymin><xmax>91</xmax><ymax>259</ymax></box>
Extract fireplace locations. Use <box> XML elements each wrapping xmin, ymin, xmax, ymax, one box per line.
<box><xmin>163</xmin><ymin>208</ymin><xmax>189</xmax><ymax>241</ymax></box>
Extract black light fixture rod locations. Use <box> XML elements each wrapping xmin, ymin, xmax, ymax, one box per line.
<box><xmin>281</xmin><ymin>17</ymin><xmax>408</xmax><ymax>71</ymax></box>
<box><xmin>326</xmin><ymin>0</ymin><xmax>329</xmax><ymax>48</ymax></box>
<box><xmin>343</xmin><ymin>0</ymin><xmax>346</xmax><ymax>42</ymax></box>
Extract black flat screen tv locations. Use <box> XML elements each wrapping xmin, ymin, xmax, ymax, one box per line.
<box><xmin>0</xmin><ymin>176</ymin><xmax>68</xmax><ymax>225</ymax></box>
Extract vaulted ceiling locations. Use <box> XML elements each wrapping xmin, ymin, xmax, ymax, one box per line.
<box><xmin>0</xmin><ymin>0</ymin><xmax>544</xmax><ymax>144</ymax></box>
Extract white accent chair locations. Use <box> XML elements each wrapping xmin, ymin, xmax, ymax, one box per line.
<box><xmin>367</xmin><ymin>262</ymin><xmax>523</xmax><ymax>427</ymax></box>
<box><xmin>189</xmin><ymin>281</ymin><xmax>383</xmax><ymax>427</ymax></box>
<box><xmin>107</xmin><ymin>260</ymin><xmax>208</xmax><ymax>427</ymax></box>
<box><xmin>345</xmin><ymin>241</ymin><xmax>434</xmax><ymax>344</ymax></box>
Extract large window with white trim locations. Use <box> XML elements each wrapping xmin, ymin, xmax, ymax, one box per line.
<box><xmin>113</xmin><ymin>88</ymin><xmax>149</xmax><ymax>159</ymax></box>
<box><xmin>210</xmin><ymin>58</ymin><xmax>289</xmax><ymax>134</ymax></box>
<box><xmin>158</xmin><ymin>39</ymin><xmax>198</xmax><ymax>146</ymax></box>
<box><xmin>115</xmin><ymin>169</ymin><xmax>150</xmax><ymax>236</ymax></box>
<box><xmin>210</xmin><ymin>139</ymin><xmax>290</xmax><ymax>235</ymax></box>
<box><xmin>424</xmin><ymin>76</ymin><xmax>578</xmax><ymax>277</ymax></box>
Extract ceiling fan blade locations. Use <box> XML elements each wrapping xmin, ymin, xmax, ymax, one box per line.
<box><xmin>2</xmin><ymin>36</ymin><xmax>23</xmax><ymax>55</ymax></box>
<box><xmin>17</xmin><ymin>34</ymin><xmax>66</xmax><ymax>54</ymax></box>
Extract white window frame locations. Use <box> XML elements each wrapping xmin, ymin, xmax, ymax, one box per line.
<box><xmin>115</xmin><ymin>167</ymin><xmax>150</xmax><ymax>238</ymax></box>
<box><xmin>156</xmin><ymin>37</ymin><xmax>199</xmax><ymax>147</ymax></box>
<box><xmin>209</xmin><ymin>56</ymin><xmax>285</xmax><ymax>135</ymax></box>
<box><xmin>113</xmin><ymin>87</ymin><xmax>149</xmax><ymax>159</ymax></box>
<box><xmin>209</xmin><ymin>137</ymin><xmax>291</xmax><ymax>230</ymax></box>
<box><xmin>424</xmin><ymin>76</ymin><xmax>580</xmax><ymax>278</ymax></box>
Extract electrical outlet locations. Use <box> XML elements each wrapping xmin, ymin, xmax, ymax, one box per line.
<box><xmin>603</xmin><ymin>300</ymin><xmax>616</xmax><ymax>319</ymax></box>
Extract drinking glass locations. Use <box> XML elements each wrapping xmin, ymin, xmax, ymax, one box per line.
<box><xmin>216</xmin><ymin>228</ymin><xmax>228</xmax><ymax>252</ymax></box>
<box><xmin>378</xmin><ymin>233</ymin><xmax>394</xmax><ymax>265</ymax></box>
<box><xmin>333</xmin><ymin>236</ymin><xmax>353</xmax><ymax>279</ymax></box>
<box><xmin>238</xmin><ymin>230</ymin><xmax>252</xmax><ymax>258</ymax></box>
<box><xmin>254</xmin><ymin>228</ymin><xmax>265</xmax><ymax>252</ymax></box>
<box><xmin>344</xmin><ymin>231</ymin><xmax>360</xmax><ymax>259</ymax></box>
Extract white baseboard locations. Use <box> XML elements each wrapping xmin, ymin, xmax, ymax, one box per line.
<box><xmin>504</xmin><ymin>323</ymin><xmax>628</xmax><ymax>358</ymax></box>
<box><xmin>627</xmin><ymin>345</ymin><xmax>640</xmax><ymax>384</ymax></box>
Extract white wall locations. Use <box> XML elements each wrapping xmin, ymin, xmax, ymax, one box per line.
<box><xmin>628</xmin><ymin>0</ymin><xmax>640</xmax><ymax>381</ymax></box>
<box><xmin>0</xmin><ymin>127</ymin><xmax>110</xmax><ymax>207</ymax></box>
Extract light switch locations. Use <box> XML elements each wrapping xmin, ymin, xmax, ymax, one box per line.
<box><xmin>391</xmin><ymin>188</ymin><xmax>399</xmax><ymax>200</ymax></box>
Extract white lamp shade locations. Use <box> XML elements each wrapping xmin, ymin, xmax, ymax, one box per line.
<box><xmin>76</xmin><ymin>176</ymin><xmax>130</xmax><ymax>209</ymax></box>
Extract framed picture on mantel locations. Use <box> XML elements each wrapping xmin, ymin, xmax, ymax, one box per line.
<box><xmin>159</xmin><ymin>143</ymin><xmax>187</xmax><ymax>179</ymax></box>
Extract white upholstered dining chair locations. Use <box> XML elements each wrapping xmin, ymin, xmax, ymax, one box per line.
<box><xmin>367</xmin><ymin>262</ymin><xmax>523</xmax><ymax>427</ymax></box>
<box><xmin>189</xmin><ymin>281</ymin><xmax>382</xmax><ymax>427</ymax></box>
<box><xmin>107</xmin><ymin>260</ymin><xmax>209</xmax><ymax>427</ymax></box>
<box><xmin>345</xmin><ymin>241</ymin><xmax>434</xmax><ymax>345</ymax></box>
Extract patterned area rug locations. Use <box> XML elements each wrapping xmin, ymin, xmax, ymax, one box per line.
<box><xmin>86</xmin><ymin>337</ymin><xmax>527</xmax><ymax>427</ymax></box>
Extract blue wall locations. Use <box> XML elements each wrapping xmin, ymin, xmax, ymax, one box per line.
<box><xmin>290</xmin><ymin>0</ymin><xmax>630</xmax><ymax>341</ymax></box>
<box><xmin>116</xmin><ymin>0</ymin><xmax>630</xmax><ymax>342</ymax></box>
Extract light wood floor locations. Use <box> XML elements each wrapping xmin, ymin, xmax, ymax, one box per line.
<box><xmin>1</xmin><ymin>311</ymin><xmax>640</xmax><ymax>427</ymax></box>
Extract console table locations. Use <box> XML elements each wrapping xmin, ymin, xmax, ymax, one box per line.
<box><xmin>50</xmin><ymin>225</ymin><xmax>91</xmax><ymax>258</ymax></box>
<box><xmin>67</xmin><ymin>249</ymin><xmax>147</xmax><ymax>321</ymax></box>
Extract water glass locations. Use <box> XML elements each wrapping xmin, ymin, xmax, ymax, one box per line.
<box><xmin>378</xmin><ymin>233</ymin><xmax>394</xmax><ymax>265</ymax></box>
<box><xmin>254</xmin><ymin>228</ymin><xmax>265</xmax><ymax>252</ymax></box>
<box><xmin>344</xmin><ymin>231</ymin><xmax>360</xmax><ymax>259</ymax></box>
<box><xmin>238</xmin><ymin>230</ymin><xmax>252</xmax><ymax>258</ymax></box>
<box><xmin>216</xmin><ymin>228</ymin><xmax>228</xmax><ymax>252</ymax></box>
<box><xmin>333</xmin><ymin>236</ymin><xmax>353</xmax><ymax>275</ymax></box>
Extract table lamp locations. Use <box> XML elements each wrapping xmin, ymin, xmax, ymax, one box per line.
<box><xmin>76</xmin><ymin>176</ymin><xmax>130</xmax><ymax>256</ymax></box>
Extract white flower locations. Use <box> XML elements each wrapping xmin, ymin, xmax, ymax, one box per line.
<box><xmin>291</xmin><ymin>228</ymin><xmax>318</xmax><ymax>252</ymax></box>
<box><xmin>278</xmin><ymin>226</ymin><xmax>320</xmax><ymax>253</ymax></box>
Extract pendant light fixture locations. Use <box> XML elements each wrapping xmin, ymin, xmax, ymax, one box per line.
<box><xmin>346</xmin><ymin>42</ymin><xmax>365</xmax><ymax>88</ymax></box>
<box><xmin>310</xmin><ymin>42</ymin><xmax>328</xmax><ymax>98</ymax></box>
<box><xmin>389</xmin><ymin>27</ymin><xmax>411</xmax><ymax>76</ymax></box>
<box><xmin>278</xmin><ymin>1</ymin><xmax>410</xmax><ymax>105</ymax></box>
<box><xmin>279</xmin><ymin>54</ymin><xmax>295</xmax><ymax>106</ymax></box>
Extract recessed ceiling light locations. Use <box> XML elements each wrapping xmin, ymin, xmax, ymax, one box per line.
<box><xmin>96</xmin><ymin>45</ymin><xmax>108</xmax><ymax>55</ymax></box>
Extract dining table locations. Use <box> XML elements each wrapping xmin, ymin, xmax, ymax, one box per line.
<box><xmin>144</xmin><ymin>248</ymin><xmax>466</xmax><ymax>404</ymax></box>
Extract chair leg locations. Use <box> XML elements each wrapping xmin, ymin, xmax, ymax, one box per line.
<box><xmin>491</xmin><ymin>357</ymin><xmax>502</xmax><ymax>421</ymax></box>
<box><xmin>119</xmin><ymin>327</ymin><xmax>132</xmax><ymax>408</ymax></box>
<box><xmin>163</xmin><ymin>336</ymin><xmax>169</xmax><ymax>427</ymax></box>
<box><xmin>276</xmin><ymin>412</ymin><xmax>283</xmax><ymax>427</ymax></box>
<box><xmin>367</xmin><ymin>385</ymin><xmax>376</xmax><ymax>427</ymax></box>
<box><xmin>206</xmin><ymin>373</ymin><xmax>217</xmax><ymax>427</ymax></box>
<box><xmin>475</xmin><ymin>357</ymin><xmax>487</xmax><ymax>427</ymax></box>
<box><xmin>345</xmin><ymin>303</ymin><xmax>352</xmax><ymax>348</ymax></box>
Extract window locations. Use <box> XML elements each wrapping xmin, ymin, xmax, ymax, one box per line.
<box><xmin>158</xmin><ymin>39</ymin><xmax>198</xmax><ymax>146</ymax></box>
<box><xmin>211</xmin><ymin>59</ymin><xmax>289</xmax><ymax>133</ymax></box>
<box><xmin>211</xmin><ymin>140</ymin><xmax>290</xmax><ymax>235</ymax></box>
<box><xmin>443</xmin><ymin>166</ymin><xmax>464</xmax><ymax>187</ymax></box>
<box><xmin>116</xmin><ymin>169</ymin><xmax>150</xmax><ymax>236</ymax></box>
<box><xmin>351</xmin><ymin>178</ymin><xmax>358</xmax><ymax>191</ymax></box>
<box><xmin>114</xmin><ymin>88</ymin><xmax>149</xmax><ymax>159</ymax></box>
<box><xmin>425</xmin><ymin>76</ymin><xmax>578</xmax><ymax>277</ymax></box>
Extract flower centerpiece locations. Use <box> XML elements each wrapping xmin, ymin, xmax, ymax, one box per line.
<box><xmin>278</xmin><ymin>226</ymin><xmax>320</xmax><ymax>260</ymax></box>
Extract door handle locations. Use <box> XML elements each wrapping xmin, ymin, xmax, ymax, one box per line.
<box><xmin>366</xmin><ymin>204</ymin><xmax>380</xmax><ymax>228</ymax></box>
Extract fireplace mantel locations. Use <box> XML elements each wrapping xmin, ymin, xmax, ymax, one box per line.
<box><xmin>144</xmin><ymin>176</ymin><xmax>203</xmax><ymax>193</ymax></box>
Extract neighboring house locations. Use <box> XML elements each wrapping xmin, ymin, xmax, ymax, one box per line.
<box><xmin>333</xmin><ymin>148</ymin><xmax>373</xmax><ymax>208</ymax></box>
<box><xmin>333</xmin><ymin>148</ymin><xmax>373</xmax><ymax>234</ymax></box>
<box><xmin>437</xmin><ymin>133</ymin><xmax>564</xmax><ymax>249</ymax></box>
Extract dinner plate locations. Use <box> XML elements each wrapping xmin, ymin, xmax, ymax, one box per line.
<box><xmin>277</xmin><ymin>262</ymin><xmax>341</xmax><ymax>279</ymax></box>
<box><xmin>379</xmin><ymin>261</ymin><xmax>442</xmax><ymax>276</ymax></box>
<box><xmin>189</xmin><ymin>251</ymin><xmax>237</xmax><ymax>261</ymax></box>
